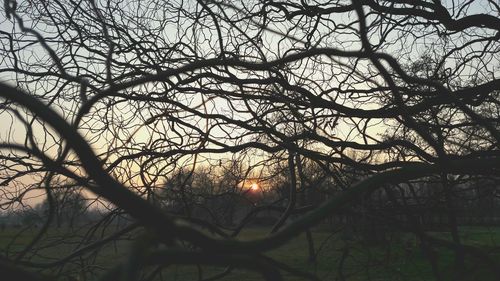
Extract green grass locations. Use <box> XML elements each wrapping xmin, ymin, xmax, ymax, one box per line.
<box><xmin>1</xmin><ymin>226</ymin><xmax>499</xmax><ymax>280</ymax></box>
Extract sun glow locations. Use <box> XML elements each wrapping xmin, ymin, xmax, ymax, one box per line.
<box><xmin>250</xmin><ymin>183</ymin><xmax>260</xmax><ymax>191</ymax></box>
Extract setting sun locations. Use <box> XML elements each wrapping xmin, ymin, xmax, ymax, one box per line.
<box><xmin>250</xmin><ymin>183</ymin><xmax>260</xmax><ymax>191</ymax></box>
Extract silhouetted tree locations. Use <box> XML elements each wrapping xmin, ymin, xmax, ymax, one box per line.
<box><xmin>0</xmin><ymin>0</ymin><xmax>499</xmax><ymax>280</ymax></box>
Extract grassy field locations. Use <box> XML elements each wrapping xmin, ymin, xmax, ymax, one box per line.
<box><xmin>161</xmin><ymin>226</ymin><xmax>500</xmax><ymax>281</ymax></box>
<box><xmin>1</xmin><ymin>226</ymin><xmax>499</xmax><ymax>280</ymax></box>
